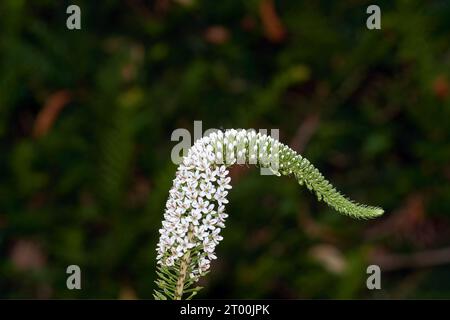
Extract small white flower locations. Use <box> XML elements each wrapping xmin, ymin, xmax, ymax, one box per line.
<box><xmin>192</xmin><ymin>197</ymin><xmax>213</xmax><ymax>214</ymax></box>
<box><xmin>199</xmin><ymin>257</ymin><xmax>210</xmax><ymax>272</ymax></box>
<box><xmin>201</xmin><ymin>168</ymin><xmax>217</xmax><ymax>182</ymax></box>
<box><xmin>182</xmin><ymin>180</ymin><xmax>198</xmax><ymax>194</ymax></box>
<box><xmin>189</xmin><ymin>210</ymin><xmax>202</xmax><ymax>225</ymax></box>
<box><xmin>199</xmin><ymin>182</ymin><xmax>216</xmax><ymax>199</ymax></box>
<box><xmin>211</xmin><ymin>228</ymin><xmax>223</xmax><ymax>244</ymax></box>
<box><xmin>202</xmin><ymin>214</ymin><xmax>218</xmax><ymax>231</ymax></box>
<box><xmin>214</xmin><ymin>189</ymin><xmax>229</xmax><ymax>205</ymax></box>
<box><xmin>218</xmin><ymin>212</ymin><xmax>228</xmax><ymax>221</ymax></box>
<box><xmin>203</xmin><ymin>238</ymin><xmax>215</xmax><ymax>253</ymax></box>
<box><xmin>207</xmin><ymin>252</ymin><xmax>217</xmax><ymax>260</ymax></box>
<box><xmin>217</xmin><ymin>165</ymin><xmax>228</xmax><ymax>177</ymax></box>
<box><xmin>180</xmin><ymin>237</ymin><xmax>195</xmax><ymax>252</ymax></box>
<box><xmin>194</xmin><ymin>225</ymin><xmax>210</xmax><ymax>241</ymax></box>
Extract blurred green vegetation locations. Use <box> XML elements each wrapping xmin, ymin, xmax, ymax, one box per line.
<box><xmin>1</xmin><ymin>0</ymin><xmax>450</xmax><ymax>299</ymax></box>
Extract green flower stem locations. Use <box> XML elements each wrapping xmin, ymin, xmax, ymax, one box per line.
<box><xmin>174</xmin><ymin>251</ymin><xmax>190</xmax><ymax>300</ymax></box>
<box><xmin>174</xmin><ymin>231</ymin><xmax>194</xmax><ymax>299</ymax></box>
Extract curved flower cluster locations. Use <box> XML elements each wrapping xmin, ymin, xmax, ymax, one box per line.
<box><xmin>156</xmin><ymin>129</ymin><xmax>383</xmax><ymax>284</ymax></box>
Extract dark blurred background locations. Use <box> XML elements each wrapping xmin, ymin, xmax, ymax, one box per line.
<box><xmin>1</xmin><ymin>0</ymin><xmax>450</xmax><ymax>299</ymax></box>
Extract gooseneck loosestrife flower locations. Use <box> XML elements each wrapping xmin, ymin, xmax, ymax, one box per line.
<box><xmin>154</xmin><ymin>129</ymin><xmax>383</xmax><ymax>300</ymax></box>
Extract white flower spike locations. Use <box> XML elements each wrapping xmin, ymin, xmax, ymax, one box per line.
<box><xmin>154</xmin><ymin>129</ymin><xmax>383</xmax><ymax>300</ymax></box>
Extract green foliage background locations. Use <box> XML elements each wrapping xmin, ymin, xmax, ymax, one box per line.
<box><xmin>1</xmin><ymin>0</ymin><xmax>450</xmax><ymax>298</ymax></box>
